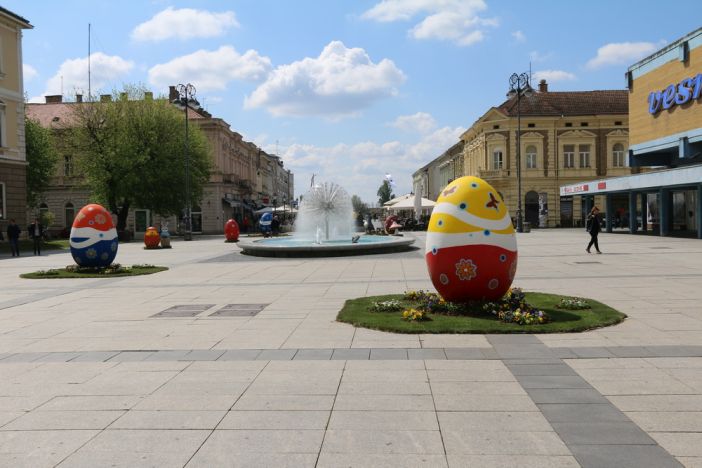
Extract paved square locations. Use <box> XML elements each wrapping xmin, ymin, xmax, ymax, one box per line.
<box><xmin>1</xmin><ymin>229</ymin><xmax>701</xmax><ymax>466</ymax></box>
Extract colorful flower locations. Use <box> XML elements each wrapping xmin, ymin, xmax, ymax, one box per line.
<box><xmin>455</xmin><ymin>259</ymin><xmax>477</xmax><ymax>281</ymax></box>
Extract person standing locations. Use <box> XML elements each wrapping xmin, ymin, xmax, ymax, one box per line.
<box><xmin>7</xmin><ymin>219</ymin><xmax>21</xmax><ymax>257</ymax></box>
<box><xmin>28</xmin><ymin>217</ymin><xmax>44</xmax><ymax>256</ymax></box>
<box><xmin>586</xmin><ymin>207</ymin><xmax>602</xmax><ymax>254</ymax></box>
<box><xmin>271</xmin><ymin>215</ymin><xmax>280</xmax><ymax>236</ymax></box>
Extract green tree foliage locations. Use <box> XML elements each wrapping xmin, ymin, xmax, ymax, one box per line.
<box><xmin>377</xmin><ymin>180</ymin><xmax>394</xmax><ymax>206</ymax></box>
<box><xmin>351</xmin><ymin>195</ymin><xmax>369</xmax><ymax>216</ymax></box>
<box><xmin>68</xmin><ymin>85</ymin><xmax>211</xmax><ymax>231</ymax></box>
<box><xmin>25</xmin><ymin>116</ymin><xmax>57</xmax><ymax>208</ymax></box>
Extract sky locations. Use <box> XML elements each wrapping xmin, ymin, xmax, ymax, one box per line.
<box><xmin>9</xmin><ymin>0</ymin><xmax>701</xmax><ymax>205</ymax></box>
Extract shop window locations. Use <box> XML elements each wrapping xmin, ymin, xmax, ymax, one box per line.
<box><xmin>526</xmin><ymin>145</ymin><xmax>537</xmax><ymax>169</ymax></box>
<box><xmin>612</xmin><ymin>143</ymin><xmax>626</xmax><ymax>167</ymax></box>
<box><xmin>579</xmin><ymin>144</ymin><xmax>591</xmax><ymax>168</ymax></box>
<box><xmin>563</xmin><ymin>145</ymin><xmax>575</xmax><ymax>168</ymax></box>
<box><xmin>65</xmin><ymin>202</ymin><xmax>75</xmax><ymax>227</ymax></box>
<box><xmin>492</xmin><ymin>149</ymin><xmax>503</xmax><ymax>170</ymax></box>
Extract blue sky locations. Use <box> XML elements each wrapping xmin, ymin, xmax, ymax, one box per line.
<box><xmin>10</xmin><ymin>0</ymin><xmax>701</xmax><ymax>204</ymax></box>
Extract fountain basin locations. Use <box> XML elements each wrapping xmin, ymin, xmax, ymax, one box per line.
<box><xmin>239</xmin><ymin>235</ymin><xmax>415</xmax><ymax>257</ymax></box>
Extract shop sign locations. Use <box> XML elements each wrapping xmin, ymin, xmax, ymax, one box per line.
<box><xmin>648</xmin><ymin>72</ymin><xmax>702</xmax><ymax>114</ymax></box>
<box><xmin>563</xmin><ymin>184</ymin><xmax>589</xmax><ymax>194</ymax></box>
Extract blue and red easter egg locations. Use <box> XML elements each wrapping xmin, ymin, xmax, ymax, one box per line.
<box><xmin>425</xmin><ymin>176</ymin><xmax>517</xmax><ymax>301</ymax></box>
<box><xmin>69</xmin><ymin>204</ymin><xmax>118</xmax><ymax>267</ymax></box>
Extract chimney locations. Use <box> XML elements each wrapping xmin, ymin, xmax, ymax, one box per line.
<box><xmin>45</xmin><ymin>95</ymin><xmax>63</xmax><ymax>104</ymax></box>
<box><xmin>169</xmin><ymin>85</ymin><xmax>178</xmax><ymax>103</ymax></box>
<box><xmin>100</xmin><ymin>94</ymin><xmax>112</xmax><ymax>102</ymax></box>
<box><xmin>539</xmin><ymin>79</ymin><xmax>548</xmax><ymax>93</ymax></box>
<box><xmin>75</xmin><ymin>94</ymin><xmax>83</xmax><ymax>103</ymax></box>
<box><xmin>144</xmin><ymin>91</ymin><xmax>153</xmax><ymax>100</ymax></box>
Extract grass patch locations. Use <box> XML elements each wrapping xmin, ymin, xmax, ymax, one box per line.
<box><xmin>0</xmin><ymin>239</ymin><xmax>69</xmax><ymax>254</ymax></box>
<box><xmin>337</xmin><ymin>292</ymin><xmax>625</xmax><ymax>334</ymax></box>
<box><xmin>21</xmin><ymin>264</ymin><xmax>168</xmax><ymax>279</ymax></box>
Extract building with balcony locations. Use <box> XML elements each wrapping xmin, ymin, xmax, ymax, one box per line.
<box><xmin>413</xmin><ymin>141</ymin><xmax>464</xmax><ymax>203</ymax></box>
<box><xmin>0</xmin><ymin>7</ymin><xmax>31</xmax><ymax>232</ymax></box>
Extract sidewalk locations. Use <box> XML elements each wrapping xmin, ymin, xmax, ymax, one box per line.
<box><xmin>0</xmin><ymin>229</ymin><xmax>700</xmax><ymax>467</ymax></box>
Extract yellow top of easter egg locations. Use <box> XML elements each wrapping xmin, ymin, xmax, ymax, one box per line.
<box><xmin>429</xmin><ymin>176</ymin><xmax>514</xmax><ymax>235</ymax></box>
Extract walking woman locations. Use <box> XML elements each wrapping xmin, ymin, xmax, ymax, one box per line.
<box><xmin>586</xmin><ymin>206</ymin><xmax>602</xmax><ymax>254</ymax></box>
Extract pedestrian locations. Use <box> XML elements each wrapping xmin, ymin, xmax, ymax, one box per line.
<box><xmin>586</xmin><ymin>206</ymin><xmax>602</xmax><ymax>254</ymax></box>
<box><xmin>271</xmin><ymin>215</ymin><xmax>280</xmax><ymax>236</ymax></box>
<box><xmin>242</xmin><ymin>216</ymin><xmax>250</xmax><ymax>234</ymax></box>
<box><xmin>28</xmin><ymin>217</ymin><xmax>44</xmax><ymax>256</ymax></box>
<box><xmin>7</xmin><ymin>219</ymin><xmax>21</xmax><ymax>257</ymax></box>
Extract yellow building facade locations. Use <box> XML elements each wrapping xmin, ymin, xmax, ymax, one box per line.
<box><xmin>461</xmin><ymin>81</ymin><xmax>632</xmax><ymax>228</ymax></box>
<box><xmin>0</xmin><ymin>7</ymin><xmax>31</xmax><ymax>230</ymax></box>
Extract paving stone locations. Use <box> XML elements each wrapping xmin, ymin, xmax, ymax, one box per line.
<box><xmin>503</xmin><ymin>358</ymin><xmax>563</xmax><ymax>366</ymax></box>
<box><xmin>494</xmin><ymin>345</ymin><xmax>556</xmax><ymax>359</ymax></box>
<box><xmin>256</xmin><ymin>349</ymin><xmax>297</xmax><ymax>360</ymax></box>
<box><xmin>144</xmin><ymin>350</ymin><xmax>190</xmax><ymax>361</ymax></box>
<box><xmin>443</xmin><ymin>348</ymin><xmax>486</xmax><ymax>360</ymax></box>
<box><xmin>645</xmin><ymin>346</ymin><xmax>702</xmax><ymax>357</ymax></box>
<box><xmin>537</xmin><ymin>404</ymin><xmax>631</xmax><ymax>423</ymax></box>
<box><xmin>480</xmin><ymin>348</ymin><xmax>500</xmax><ymax>359</ymax></box>
<box><xmin>1</xmin><ymin>352</ymin><xmax>47</xmax><ymax>362</ymax></box>
<box><xmin>181</xmin><ymin>349</ymin><xmax>226</xmax><ymax>361</ymax></box>
<box><xmin>107</xmin><ymin>351</ymin><xmax>154</xmax><ymax>362</ymax></box>
<box><xmin>572</xmin><ymin>347</ymin><xmax>616</xmax><ymax>358</ymax></box>
<box><xmin>487</xmin><ymin>334</ymin><xmax>541</xmax><ymax>345</ymax></box>
<box><xmin>317</xmin><ymin>453</ymin><xmax>448</xmax><ymax>468</ymax></box>
<box><xmin>370</xmin><ymin>348</ymin><xmax>408</xmax><ymax>360</ymax></box>
<box><xmin>551</xmin><ymin>348</ymin><xmax>579</xmax><ymax>359</ymax></box>
<box><xmin>569</xmin><ymin>444</ymin><xmax>682</xmax><ymax>468</ymax></box>
<box><xmin>607</xmin><ymin>346</ymin><xmax>652</xmax><ymax>358</ymax></box>
<box><xmin>551</xmin><ymin>422</ymin><xmax>656</xmax><ymax>445</ymax></box>
<box><xmin>526</xmin><ymin>388</ymin><xmax>609</xmax><ymax>404</ymax></box>
<box><xmin>34</xmin><ymin>352</ymin><xmax>82</xmax><ymax>362</ymax></box>
<box><xmin>519</xmin><ymin>375</ymin><xmax>593</xmax><ymax>389</ymax></box>
<box><xmin>331</xmin><ymin>349</ymin><xmax>371</xmax><ymax>360</ymax></box>
<box><xmin>408</xmin><ymin>348</ymin><xmax>446</xmax><ymax>360</ymax></box>
<box><xmin>70</xmin><ymin>351</ymin><xmax>119</xmax><ymax>362</ymax></box>
<box><xmin>294</xmin><ymin>349</ymin><xmax>333</xmax><ymax>360</ymax></box>
<box><xmin>218</xmin><ymin>349</ymin><xmax>262</xmax><ymax>360</ymax></box>
<box><xmin>508</xmin><ymin>364</ymin><xmax>578</xmax><ymax>376</ymax></box>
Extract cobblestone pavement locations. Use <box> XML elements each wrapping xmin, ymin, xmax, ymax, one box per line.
<box><xmin>0</xmin><ymin>229</ymin><xmax>701</xmax><ymax>467</ymax></box>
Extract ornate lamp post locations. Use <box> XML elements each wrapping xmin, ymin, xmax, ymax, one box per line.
<box><xmin>508</xmin><ymin>73</ymin><xmax>532</xmax><ymax>233</ymax></box>
<box><xmin>175</xmin><ymin>83</ymin><xmax>197</xmax><ymax>240</ymax></box>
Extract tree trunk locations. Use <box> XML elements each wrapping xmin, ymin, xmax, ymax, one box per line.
<box><xmin>116</xmin><ymin>201</ymin><xmax>130</xmax><ymax>232</ymax></box>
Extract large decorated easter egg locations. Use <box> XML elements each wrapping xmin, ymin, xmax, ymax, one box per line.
<box><xmin>224</xmin><ymin>219</ymin><xmax>239</xmax><ymax>242</ymax></box>
<box><xmin>425</xmin><ymin>176</ymin><xmax>517</xmax><ymax>301</ymax></box>
<box><xmin>69</xmin><ymin>204</ymin><xmax>118</xmax><ymax>267</ymax></box>
<box><xmin>144</xmin><ymin>226</ymin><xmax>160</xmax><ymax>249</ymax></box>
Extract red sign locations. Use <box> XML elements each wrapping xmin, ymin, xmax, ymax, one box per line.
<box><xmin>597</xmin><ymin>182</ymin><xmax>607</xmax><ymax>190</ymax></box>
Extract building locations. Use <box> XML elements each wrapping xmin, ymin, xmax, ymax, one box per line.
<box><xmin>560</xmin><ymin>27</ymin><xmax>702</xmax><ymax>238</ymax></box>
<box><xmin>460</xmin><ymin>80</ymin><xmax>631</xmax><ymax>228</ymax></box>
<box><xmin>0</xmin><ymin>7</ymin><xmax>31</xmax><ymax>232</ymax></box>
<box><xmin>25</xmin><ymin>89</ymin><xmax>294</xmax><ymax>236</ymax></box>
<box><xmin>412</xmin><ymin>140</ymin><xmax>464</xmax><ymax>202</ymax></box>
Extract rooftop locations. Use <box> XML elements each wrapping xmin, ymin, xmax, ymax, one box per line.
<box><xmin>497</xmin><ymin>89</ymin><xmax>628</xmax><ymax>117</ymax></box>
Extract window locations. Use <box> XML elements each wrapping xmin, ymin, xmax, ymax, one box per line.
<box><xmin>580</xmin><ymin>122</ymin><xmax>589</xmax><ymax>127</ymax></box>
<box><xmin>612</xmin><ymin>143</ymin><xmax>626</xmax><ymax>167</ymax></box>
<box><xmin>565</xmin><ymin>122</ymin><xmax>573</xmax><ymax>127</ymax></box>
<box><xmin>64</xmin><ymin>155</ymin><xmax>74</xmax><ymax>176</ymax></box>
<box><xmin>492</xmin><ymin>150</ymin><xmax>503</xmax><ymax>170</ymax></box>
<box><xmin>563</xmin><ymin>145</ymin><xmax>575</xmax><ymax>168</ymax></box>
<box><xmin>0</xmin><ymin>182</ymin><xmax>5</xmax><ymax>219</ymax></box>
<box><xmin>526</xmin><ymin>145</ymin><xmax>537</xmax><ymax>169</ymax></box>
<box><xmin>65</xmin><ymin>202</ymin><xmax>75</xmax><ymax>228</ymax></box>
<box><xmin>0</xmin><ymin>99</ymin><xmax>6</xmax><ymax>147</ymax></box>
<box><xmin>579</xmin><ymin>144</ymin><xmax>591</xmax><ymax>168</ymax></box>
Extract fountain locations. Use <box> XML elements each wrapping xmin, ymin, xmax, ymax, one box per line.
<box><xmin>240</xmin><ymin>181</ymin><xmax>415</xmax><ymax>257</ymax></box>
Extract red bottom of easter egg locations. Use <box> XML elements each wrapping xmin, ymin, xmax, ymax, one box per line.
<box><xmin>425</xmin><ymin>244</ymin><xmax>518</xmax><ymax>302</ymax></box>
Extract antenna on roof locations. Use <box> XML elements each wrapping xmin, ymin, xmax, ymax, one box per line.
<box><xmin>88</xmin><ymin>23</ymin><xmax>91</xmax><ymax>101</ymax></box>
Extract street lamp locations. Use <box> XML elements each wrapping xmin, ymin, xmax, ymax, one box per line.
<box><xmin>508</xmin><ymin>72</ymin><xmax>532</xmax><ymax>233</ymax></box>
<box><xmin>174</xmin><ymin>83</ymin><xmax>198</xmax><ymax>240</ymax></box>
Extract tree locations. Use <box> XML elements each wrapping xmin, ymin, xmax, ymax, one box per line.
<box><xmin>377</xmin><ymin>180</ymin><xmax>394</xmax><ymax>206</ymax></box>
<box><xmin>68</xmin><ymin>85</ymin><xmax>211</xmax><ymax>232</ymax></box>
<box><xmin>25</xmin><ymin>116</ymin><xmax>57</xmax><ymax>209</ymax></box>
<box><xmin>351</xmin><ymin>195</ymin><xmax>369</xmax><ymax>216</ymax></box>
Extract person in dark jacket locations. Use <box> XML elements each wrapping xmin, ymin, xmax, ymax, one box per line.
<box><xmin>7</xmin><ymin>219</ymin><xmax>21</xmax><ymax>257</ymax></box>
<box><xmin>586</xmin><ymin>206</ymin><xmax>602</xmax><ymax>254</ymax></box>
<box><xmin>28</xmin><ymin>217</ymin><xmax>44</xmax><ymax>255</ymax></box>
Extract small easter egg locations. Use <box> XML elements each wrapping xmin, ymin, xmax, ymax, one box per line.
<box><xmin>425</xmin><ymin>176</ymin><xmax>518</xmax><ymax>302</ymax></box>
<box><xmin>144</xmin><ymin>226</ymin><xmax>161</xmax><ymax>249</ymax></box>
<box><xmin>69</xmin><ymin>204</ymin><xmax>118</xmax><ymax>267</ymax></box>
<box><xmin>224</xmin><ymin>219</ymin><xmax>240</xmax><ymax>242</ymax></box>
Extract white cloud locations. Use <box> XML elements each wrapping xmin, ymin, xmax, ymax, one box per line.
<box><xmin>244</xmin><ymin>41</ymin><xmax>405</xmax><ymax>118</ymax></box>
<box><xmin>529</xmin><ymin>50</ymin><xmax>553</xmax><ymax>63</ymax></box>
<box><xmin>148</xmin><ymin>46</ymin><xmax>272</xmax><ymax>91</ymax></box>
<box><xmin>532</xmin><ymin>70</ymin><xmax>576</xmax><ymax>83</ymax></box>
<box><xmin>281</xmin><ymin>125</ymin><xmax>464</xmax><ymax>203</ymax></box>
<box><xmin>362</xmin><ymin>0</ymin><xmax>497</xmax><ymax>47</ymax></box>
<box><xmin>586</xmin><ymin>41</ymin><xmax>664</xmax><ymax>69</ymax></box>
<box><xmin>39</xmin><ymin>52</ymin><xmax>134</xmax><ymax>97</ymax></box>
<box><xmin>389</xmin><ymin>112</ymin><xmax>437</xmax><ymax>134</ymax></box>
<box><xmin>512</xmin><ymin>30</ymin><xmax>526</xmax><ymax>43</ymax></box>
<box><xmin>132</xmin><ymin>7</ymin><xmax>238</xmax><ymax>41</ymax></box>
<box><xmin>23</xmin><ymin>64</ymin><xmax>38</xmax><ymax>81</ymax></box>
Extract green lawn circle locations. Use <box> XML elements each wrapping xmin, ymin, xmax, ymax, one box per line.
<box><xmin>337</xmin><ymin>292</ymin><xmax>626</xmax><ymax>334</ymax></box>
<box><xmin>20</xmin><ymin>265</ymin><xmax>168</xmax><ymax>279</ymax></box>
